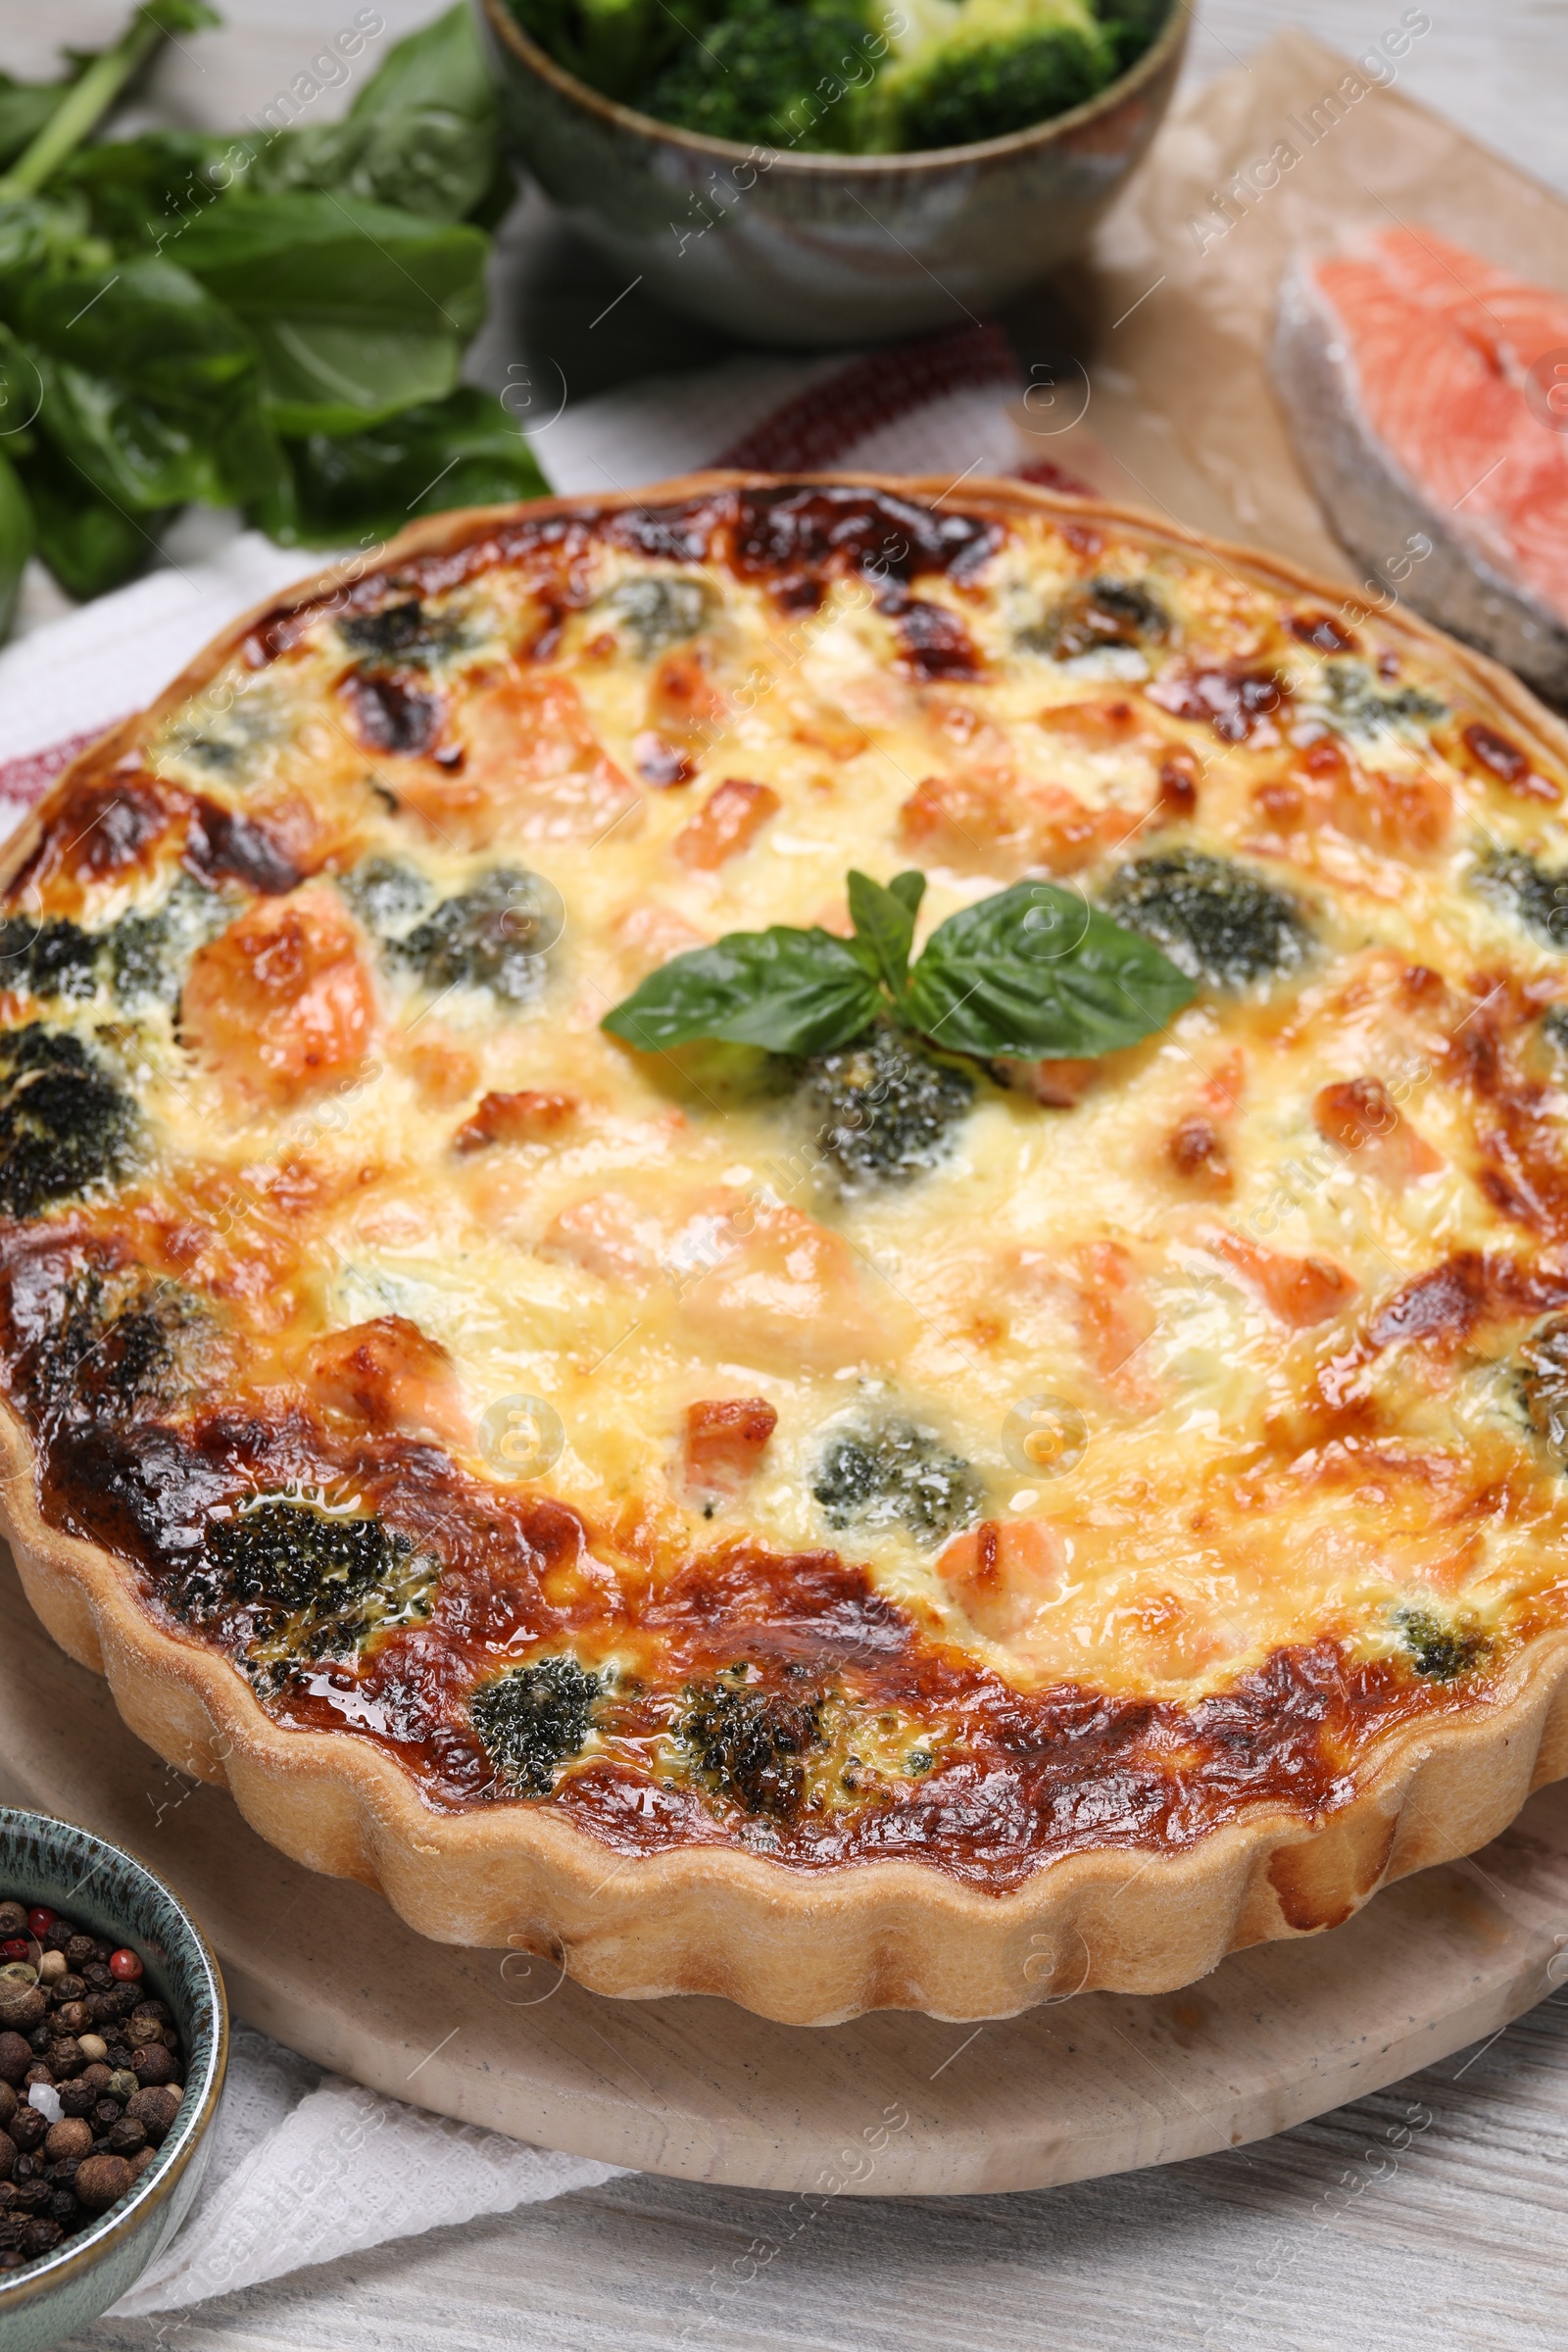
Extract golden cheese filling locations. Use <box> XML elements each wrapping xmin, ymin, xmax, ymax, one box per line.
<box><xmin>4</xmin><ymin>482</ymin><xmax>1568</xmax><ymax>1886</ymax></box>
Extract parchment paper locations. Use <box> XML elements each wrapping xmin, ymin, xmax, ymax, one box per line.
<box><xmin>1012</xmin><ymin>27</ymin><xmax>1568</xmax><ymax>579</ymax></box>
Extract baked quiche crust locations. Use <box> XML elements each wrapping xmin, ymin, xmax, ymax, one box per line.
<box><xmin>5</xmin><ymin>472</ymin><xmax>1568</xmax><ymax>2025</ymax></box>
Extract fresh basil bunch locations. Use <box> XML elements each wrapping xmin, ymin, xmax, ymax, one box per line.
<box><xmin>602</xmin><ymin>870</ymin><xmax>1196</xmax><ymax>1061</ymax></box>
<box><xmin>0</xmin><ymin>2</ymin><xmax>547</xmax><ymax>623</ymax></box>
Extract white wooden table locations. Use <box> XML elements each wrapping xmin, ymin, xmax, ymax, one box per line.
<box><xmin>3</xmin><ymin>0</ymin><xmax>1566</xmax><ymax>2342</ymax></box>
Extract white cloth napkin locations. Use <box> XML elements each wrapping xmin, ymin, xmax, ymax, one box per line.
<box><xmin>109</xmin><ymin>2025</ymin><xmax>624</xmax><ymax>2316</ymax></box>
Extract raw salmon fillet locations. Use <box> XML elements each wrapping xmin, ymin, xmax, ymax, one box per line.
<box><xmin>1271</xmin><ymin>226</ymin><xmax>1568</xmax><ymax>700</ymax></box>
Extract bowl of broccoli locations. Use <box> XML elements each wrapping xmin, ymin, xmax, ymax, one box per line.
<box><xmin>475</xmin><ymin>0</ymin><xmax>1186</xmax><ymax>344</ymax></box>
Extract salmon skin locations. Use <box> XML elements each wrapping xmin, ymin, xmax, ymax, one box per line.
<box><xmin>1271</xmin><ymin>227</ymin><xmax>1568</xmax><ymax>702</ymax></box>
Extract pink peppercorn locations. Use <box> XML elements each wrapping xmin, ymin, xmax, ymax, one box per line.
<box><xmin>24</xmin><ymin>1912</ymin><xmax>54</xmax><ymax>1942</ymax></box>
<box><xmin>108</xmin><ymin>1950</ymin><xmax>142</xmax><ymax>1984</ymax></box>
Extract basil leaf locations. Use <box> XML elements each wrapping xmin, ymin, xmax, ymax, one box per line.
<box><xmin>257</xmin><ymin>386</ymin><xmax>549</xmax><ymax>547</ymax></box>
<box><xmin>22</xmin><ymin>434</ymin><xmax>156</xmax><ymax>597</ymax></box>
<box><xmin>0</xmin><ymin>446</ymin><xmax>32</xmax><ymax>635</ymax></box>
<box><xmin>175</xmin><ymin>194</ymin><xmax>488</xmax><ymax>434</ymax></box>
<box><xmin>348</xmin><ymin>4</ymin><xmax>496</xmax><ymax>127</ymax></box>
<box><xmin>906</xmin><ymin>879</ymin><xmax>1195</xmax><ymax>1057</ymax></box>
<box><xmin>848</xmin><ymin>867</ymin><xmax>918</xmax><ymax>996</ymax></box>
<box><xmin>888</xmin><ymin>870</ymin><xmax>926</xmax><ymax>918</ymax></box>
<box><xmin>60</xmin><ymin>131</ymin><xmax>226</xmax><ymax>252</ymax></box>
<box><xmin>14</xmin><ymin>254</ymin><xmax>254</xmax><ymax>403</ymax></box>
<box><xmin>604</xmin><ymin>928</ymin><xmax>881</xmax><ymax>1055</ymax></box>
<box><xmin>244</xmin><ymin>108</ymin><xmax>495</xmax><ymax>225</ymax></box>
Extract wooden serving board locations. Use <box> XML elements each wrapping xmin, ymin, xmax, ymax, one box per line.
<box><xmin>2</xmin><ymin>1551</ymin><xmax>1566</xmax><ymax>2197</ymax></box>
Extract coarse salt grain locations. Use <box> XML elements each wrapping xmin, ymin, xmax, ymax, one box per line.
<box><xmin>27</xmin><ymin>2082</ymin><xmax>61</xmax><ymax>2125</ymax></box>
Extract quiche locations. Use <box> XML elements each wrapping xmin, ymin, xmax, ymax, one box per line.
<box><xmin>5</xmin><ymin>472</ymin><xmax>1568</xmax><ymax>2028</ymax></box>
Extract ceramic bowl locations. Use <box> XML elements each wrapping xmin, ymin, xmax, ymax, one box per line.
<box><xmin>476</xmin><ymin>0</ymin><xmax>1190</xmax><ymax>346</ymax></box>
<box><xmin>0</xmin><ymin>1810</ymin><xmax>227</xmax><ymax>2352</ymax></box>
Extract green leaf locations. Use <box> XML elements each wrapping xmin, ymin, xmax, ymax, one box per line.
<box><xmin>59</xmin><ymin>131</ymin><xmax>230</xmax><ymax>252</ymax></box>
<box><xmin>13</xmin><ymin>254</ymin><xmax>255</xmax><ymax>403</ymax></box>
<box><xmin>0</xmin><ymin>445</ymin><xmax>33</xmax><ymax>641</ymax></box>
<box><xmin>848</xmin><ymin>867</ymin><xmax>919</xmax><ymax>996</ymax></box>
<box><xmin>0</xmin><ymin>74</ymin><xmax>75</xmax><ymax>175</ymax></box>
<box><xmin>34</xmin><ymin>360</ymin><xmax>229</xmax><ymax>510</ymax></box>
<box><xmin>905</xmin><ymin>880</ymin><xmax>1195</xmax><ymax>1059</ymax></box>
<box><xmin>241</xmin><ymin>108</ymin><xmax>496</xmax><ymax>224</ymax></box>
<box><xmin>174</xmin><ymin>193</ymin><xmax>488</xmax><ymax>433</ymax></box>
<box><xmin>257</xmin><ymin>385</ymin><xmax>549</xmax><ymax>547</ymax></box>
<box><xmin>603</xmin><ymin>928</ymin><xmax>881</xmax><ymax>1055</ymax></box>
<box><xmin>21</xmin><ymin>435</ymin><xmax>156</xmax><ymax>598</ymax></box>
<box><xmin>349</xmin><ymin>5</ymin><xmax>495</xmax><ymax>126</ymax></box>
<box><xmin>888</xmin><ymin>871</ymin><xmax>926</xmax><ymax>917</ymax></box>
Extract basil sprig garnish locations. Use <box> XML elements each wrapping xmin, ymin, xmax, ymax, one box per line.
<box><xmin>602</xmin><ymin>870</ymin><xmax>1195</xmax><ymax>1060</ymax></box>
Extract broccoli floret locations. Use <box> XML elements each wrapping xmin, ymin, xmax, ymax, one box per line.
<box><xmin>1517</xmin><ymin>1316</ymin><xmax>1568</xmax><ymax>1467</ymax></box>
<box><xmin>1103</xmin><ymin>850</ymin><xmax>1312</xmax><ymax>992</ymax></box>
<box><xmin>0</xmin><ymin>1025</ymin><xmax>137</xmax><ymax>1218</ymax></box>
<box><xmin>1093</xmin><ymin>0</ymin><xmax>1169</xmax><ymax>74</ymax></box>
<box><xmin>177</xmin><ymin>1498</ymin><xmax>437</xmax><ymax>1688</ymax></box>
<box><xmin>338</xmin><ymin>598</ymin><xmax>466</xmax><ymax>669</ymax></box>
<box><xmin>0</xmin><ymin>884</ymin><xmax>227</xmax><ymax>1011</ymax></box>
<box><xmin>1318</xmin><ymin>660</ymin><xmax>1446</xmax><ymax>740</ymax></box>
<box><xmin>1021</xmin><ymin>574</ymin><xmax>1168</xmax><ymax>662</ymax></box>
<box><xmin>878</xmin><ymin>0</ymin><xmax>1116</xmax><ymax>149</ymax></box>
<box><xmin>1394</xmin><ymin>1605</ymin><xmax>1487</xmax><ymax>1683</ymax></box>
<box><xmin>1472</xmin><ymin>846</ymin><xmax>1568</xmax><ymax>949</ymax></box>
<box><xmin>159</xmin><ymin>681</ymin><xmax>286</xmax><ymax>780</ymax></box>
<box><xmin>597</xmin><ymin>575</ymin><xmax>714</xmax><ymax>657</ymax></box>
<box><xmin>683</xmin><ymin>1665</ymin><xmax>821</xmax><ymax>1818</ymax></box>
<box><xmin>16</xmin><ymin>921</ymin><xmax>99</xmax><ymax>1003</ymax></box>
<box><xmin>202</xmin><ymin>1500</ymin><xmax>403</xmax><ymax>1613</ymax></box>
<box><xmin>644</xmin><ymin>0</ymin><xmax>878</xmax><ymax>149</ymax></box>
<box><xmin>107</xmin><ymin>877</ymin><xmax>229</xmax><ymax>1008</ymax></box>
<box><xmin>515</xmin><ymin>0</ymin><xmax>1143</xmax><ymax>151</ymax></box>
<box><xmin>813</xmin><ymin>1417</ymin><xmax>984</xmax><ymax>1543</ymax></box>
<box><xmin>19</xmin><ymin>1265</ymin><xmax>210</xmax><ymax>1431</ymax></box>
<box><xmin>340</xmin><ymin>856</ymin><xmax>435</xmax><ymax>942</ymax></box>
<box><xmin>507</xmin><ymin>0</ymin><xmax>712</xmax><ymax>103</ymax></box>
<box><xmin>391</xmin><ymin>866</ymin><xmax>556</xmax><ymax>1003</ymax></box>
<box><xmin>471</xmin><ymin>1657</ymin><xmax>602</xmax><ymax>1795</ymax></box>
<box><xmin>799</xmin><ymin>1024</ymin><xmax>975</xmax><ymax>1189</ymax></box>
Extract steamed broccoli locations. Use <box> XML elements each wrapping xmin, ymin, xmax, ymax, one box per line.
<box><xmin>799</xmin><ymin>1023</ymin><xmax>975</xmax><ymax>1189</ymax></box>
<box><xmin>471</xmin><ymin>1657</ymin><xmax>603</xmax><ymax>1794</ymax></box>
<box><xmin>683</xmin><ymin>1664</ymin><xmax>821</xmax><ymax>1818</ymax></box>
<box><xmin>177</xmin><ymin>1497</ymin><xmax>439</xmax><ymax>1692</ymax></box>
<box><xmin>1104</xmin><ymin>850</ymin><xmax>1312</xmax><ymax>993</ymax></box>
<box><xmin>508</xmin><ymin>0</ymin><xmax>715</xmax><ymax>102</ymax></box>
<box><xmin>0</xmin><ymin>1026</ymin><xmax>137</xmax><ymax>1218</ymax></box>
<box><xmin>813</xmin><ymin>1417</ymin><xmax>984</xmax><ymax>1543</ymax></box>
<box><xmin>1393</xmin><ymin>1605</ymin><xmax>1487</xmax><ymax>1683</ymax></box>
<box><xmin>506</xmin><ymin>0</ymin><xmax>1165</xmax><ymax>153</ymax></box>
<box><xmin>876</xmin><ymin>0</ymin><xmax>1116</xmax><ymax>151</ymax></box>
<box><xmin>645</xmin><ymin>0</ymin><xmax>880</xmax><ymax>149</ymax></box>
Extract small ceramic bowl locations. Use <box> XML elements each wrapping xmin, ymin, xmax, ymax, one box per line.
<box><xmin>476</xmin><ymin>0</ymin><xmax>1190</xmax><ymax>346</ymax></box>
<box><xmin>0</xmin><ymin>1810</ymin><xmax>227</xmax><ymax>2352</ymax></box>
